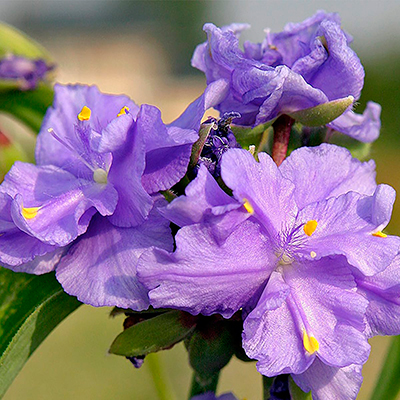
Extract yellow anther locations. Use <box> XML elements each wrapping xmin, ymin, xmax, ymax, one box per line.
<box><xmin>304</xmin><ymin>220</ymin><xmax>318</xmax><ymax>236</ymax></box>
<box><xmin>21</xmin><ymin>206</ymin><xmax>40</xmax><ymax>220</ymax></box>
<box><xmin>78</xmin><ymin>106</ymin><xmax>91</xmax><ymax>121</ymax></box>
<box><xmin>310</xmin><ymin>251</ymin><xmax>317</xmax><ymax>259</ymax></box>
<box><xmin>303</xmin><ymin>330</ymin><xmax>319</xmax><ymax>354</ymax></box>
<box><xmin>243</xmin><ymin>199</ymin><xmax>254</xmax><ymax>214</ymax></box>
<box><xmin>117</xmin><ymin>106</ymin><xmax>130</xmax><ymax>117</ymax></box>
<box><xmin>372</xmin><ymin>231</ymin><xmax>387</xmax><ymax>238</ymax></box>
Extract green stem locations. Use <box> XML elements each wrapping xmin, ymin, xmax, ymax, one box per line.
<box><xmin>146</xmin><ymin>353</ymin><xmax>177</xmax><ymax>400</ymax></box>
<box><xmin>262</xmin><ymin>375</ymin><xmax>274</xmax><ymax>400</ymax></box>
<box><xmin>189</xmin><ymin>371</ymin><xmax>220</xmax><ymax>399</ymax></box>
<box><xmin>370</xmin><ymin>335</ymin><xmax>400</xmax><ymax>400</ymax></box>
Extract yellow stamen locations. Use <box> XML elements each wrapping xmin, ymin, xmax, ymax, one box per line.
<box><xmin>243</xmin><ymin>199</ymin><xmax>254</xmax><ymax>214</ymax></box>
<box><xmin>303</xmin><ymin>330</ymin><xmax>319</xmax><ymax>354</ymax></box>
<box><xmin>21</xmin><ymin>206</ymin><xmax>40</xmax><ymax>220</ymax></box>
<box><xmin>117</xmin><ymin>106</ymin><xmax>130</xmax><ymax>117</ymax></box>
<box><xmin>304</xmin><ymin>220</ymin><xmax>318</xmax><ymax>236</ymax></box>
<box><xmin>372</xmin><ymin>231</ymin><xmax>387</xmax><ymax>238</ymax></box>
<box><xmin>78</xmin><ymin>106</ymin><xmax>91</xmax><ymax>121</ymax></box>
<box><xmin>310</xmin><ymin>251</ymin><xmax>317</xmax><ymax>259</ymax></box>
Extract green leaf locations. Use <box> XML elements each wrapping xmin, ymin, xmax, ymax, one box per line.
<box><xmin>187</xmin><ymin>320</ymin><xmax>235</xmax><ymax>379</ymax></box>
<box><xmin>0</xmin><ymin>23</ymin><xmax>52</xmax><ymax>61</ymax></box>
<box><xmin>369</xmin><ymin>335</ymin><xmax>400</xmax><ymax>400</ymax></box>
<box><xmin>0</xmin><ymin>267</ymin><xmax>81</xmax><ymax>398</ymax></box>
<box><xmin>0</xmin><ymin>84</ymin><xmax>54</xmax><ymax>133</ymax></box>
<box><xmin>287</xmin><ymin>96</ymin><xmax>354</xmax><ymax>127</ymax></box>
<box><xmin>231</xmin><ymin>120</ymin><xmax>274</xmax><ymax>150</ymax></box>
<box><xmin>109</xmin><ymin>310</ymin><xmax>197</xmax><ymax>357</ymax></box>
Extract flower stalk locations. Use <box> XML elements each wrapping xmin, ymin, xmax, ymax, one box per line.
<box><xmin>272</xmin><ymin>114</ymin><xmax>295</xmax><ymax>166</ymax></box>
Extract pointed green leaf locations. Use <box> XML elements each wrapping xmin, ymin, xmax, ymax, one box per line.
<box><xmin>109</xmin><ymin>310</ymin><xmax>197</xmax><ymax>357</ymax></box>
<box><xmin>0</xmin><ymin>23</ymin><xmax>52</xmax><ymax>61</ymax></box>
<box><xmin>287</xmin><ymin>96</ymin><xmax>354</xmax><ymax>127</ymax></box>
<box><xmin>0</xmin><ymin>267</ymin><xmax>81</xmax><ymax>398</ymax></box>
<box><xmin>0</xmin><ymin>85</ymin><xmax>53</xmax><ymax>133</ymax></box>
<box><xmin>369</xmin><ymin>335</ymin><xmax>400</xmax><ymax>400</ymax></box>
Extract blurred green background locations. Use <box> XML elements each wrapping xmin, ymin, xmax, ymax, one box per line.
<box><xmin>1</xmin><ymin>1</ymin><xmax>400</xmax><ymax>399</ymax></box>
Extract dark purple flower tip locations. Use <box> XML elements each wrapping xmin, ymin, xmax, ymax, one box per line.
<box><xmin>192</xmin><ymin>12</ymin><xmax>380</xmax><ymax>142</ymax></box>
<box><xmin>0</xmin><ymin>54</ymin><xmax>54</xmax><ymax>90</ymax></box>
<box><xmin>127</xmin><ymin>355</ymin><xmax>145</xmax><ymax>369</ymax></box>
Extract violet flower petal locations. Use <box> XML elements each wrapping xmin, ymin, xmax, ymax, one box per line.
<box><xmin>299</xmin><ymin>186</ymin><xmax>400</xmax><ymax>275</ymax></box>
<box><xmin>138</xmin><ymin>220</ymin><xmax>274</xmax><ymax>318</ymax></box>
<box><xmin>328</xmin><ymin>101</ymin><xmax>382</xmax><ymax>142</ymax></box>
<box><xmin>355</xmin><ymin>254</ymin><xmax>400</xmax><ymax>336</ymax></box>
<box><xmin>160</xmin><ymin>164</ymin><xmax>239</xmax><ymax>227</ymax></box>
<box><xmin>221</xmin><ymin>148</ymin><xmax>297</xmax><ymax>238</ymax></box>
<box><xmin>56</xmin><ymin>204</ymin><xmax>173</xmax><ymax>309</ymax></box>
<box><xmin>36</xmin><ymin>84</ymin><xmax>139</xmax><ymax>174</ymax></box>
<box><xmin>292</xmin><ymin>359</ymin><xmax>363</xmax><ymax>400</ymax></box>
<box><xmin>243</xmin><ymin>258</ymin><xmax>369</xmax><ymax>375</ymax></box>
<box><xmin>2</xmin><ymin>162</ymin><xmax>117</xmax><ymax>246</ymax></box>
<box><xmin>279</xmin><ymin>144</ymin><xmax>376</xmax><ymax>209</ymax></box>
<box><xmin>0</xmin><ymin>192</ymin><xmax>59</xmax><ymax>267</ymax></box>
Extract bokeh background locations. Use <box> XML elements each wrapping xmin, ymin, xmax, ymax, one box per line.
<box><xmin>1</xmin><ymin>1</ymin><xmax>400</xmax><ymax>399</ymax></box>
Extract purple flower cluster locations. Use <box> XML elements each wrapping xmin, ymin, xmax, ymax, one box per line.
<box><xmin>0</xmin><ymin>80</ymin><xmax>227</xmax><ymax>308</ymax></box>
<box><xmin>192</xmin><ymin>11</ymin><xmax>381</xmax><ymax>142</ymax></box>
<box><xmin>0</xmin><ymin>11</ymin><xmax>398</xmax><ymax>400</ymax></box>
<box><xmin>0</xmin><ymin>54</ymin><xmax>54</xmax><ymax>90</ymax></box>
<box><xmin>138</xmin><ymin>145</ymin><xmax>400</xmax><ymax>399</ymax></box>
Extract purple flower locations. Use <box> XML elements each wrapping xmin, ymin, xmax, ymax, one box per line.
<box><xmin>0</xmin><ymin>54</ymin><xmax>54</xmax><ymax>90</ymax></box>
<box><xmin>138</xmin><ymin>144</ymin><xmax>400</xmax><ymax>399</ymax></box>
<box><xmin>0</xmin><ymin>81</ymin><xmax>227</xmax><ymax>308</ymax></box>
<box><xmin>192</xmin><ymin>11</ymin><xmax>381</xmax><ymax>142</ymax></box>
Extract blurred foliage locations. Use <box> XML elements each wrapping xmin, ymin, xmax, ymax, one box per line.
<box><xmin>358</xmin><ymin>54</ymin><xmax>400</xmax><ymax>149</ymax></box>
<box><xmin>112</xmin><ymin>1</ymin><xmax>207</xmax><ymax>75</ymax></box>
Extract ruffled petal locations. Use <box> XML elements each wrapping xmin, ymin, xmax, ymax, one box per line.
<box><xmin>244</xmin><ymin>258</ymin><xmax>369</xmax><ymax>375</ymax></box>
<box><xmin>36</xmin><ymin>84</ymin><xmax>138</xmax><ymax>172</ymax></box>
<box><xmin>243</xmin><ymin>271</ymin><xmax>312</xmax><ymax>375</ymax></box>
<box><xmin>306</xmin><ymin>20</ymin><xmax>364</xmax><ymax>101</ymax></box>
<box><xmin>3</xmin><ymin>162</ymin><xmax>117</xmax><ymax>246</ymax></box>
<box><xmin>292</xmin><ymin>359</ymin><xmax>363</xmax><ymax>400</ymax></box>
<box><xmin>279</xmin><ymin>144</ymin><xmax>377</xmax><ymax>209</ymax></box>
<box><xmin>298</xmin><ymin>186</ymin><xmax>400</xmax><ymax>275</ymax></box>
<box><xmin>221</xmin><ymin>149</ymin><xmax>297</xmax><ymax>238</ymax></box>
<box><xmin>160</xmin><ymin>164</ymin><xmax>239</xmax><ymax>227</ymax></box>
<box><xmin>56</xmin><ymin>203</ymin><xmax>173</xmax><ymax>309</ymax></box>
<box><xmin>138</xmin><ymin>219</ymin><xmax>274</xmax><ymax>318</ymax></box>
<box><xmin>329</xmin><ymin>102</ymin><xmax>381</xmax><ymax>143</ymax></box>
<box><xmin>355</xmin><ymin>254</ymin><xmax>400</xmax><ymax>336</ymax></box>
